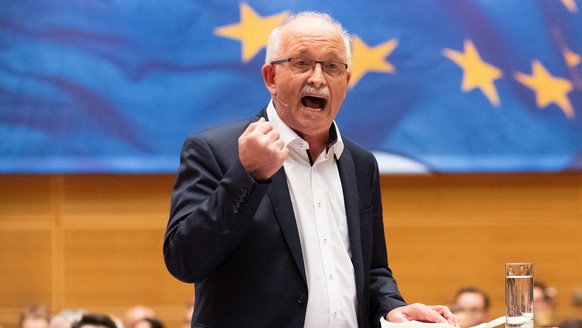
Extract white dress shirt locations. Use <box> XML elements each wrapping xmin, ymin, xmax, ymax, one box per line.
<box><xmin>267</xmin><ymin>102</ymin><xmax>358</xmax><ymax>328</ymax></box>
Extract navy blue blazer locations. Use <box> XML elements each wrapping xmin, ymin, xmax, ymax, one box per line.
<box><xmin>163</xmin><ymin>109</ymin><xmax>407</xmax><ymax>328</ymax></box>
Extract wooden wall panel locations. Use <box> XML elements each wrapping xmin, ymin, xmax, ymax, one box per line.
<box><xmin>1</xmin><ymin>173</ymin><xmax>581</xmax><ymax>328</ymax></box>
<box><xmin>0</xmin><ymin>176</ymin><xmax>56</xmax><ymax>328</ymax></box>
<box><xmin>388</xmin><ymin>224</ymin><xmax>582</xmax><ymax>318</ymax></box>
<box><xmin>381</xmin><ymin>174</ymin><xmax>581</xmax><ymax>226</ymax></box>
<box><xmin>381</xmin><ymin>173</ymin><xmax>582</xmax><ymax>321</ymax></box>
<box><xmin>0</xmin><ymin>175</ymin><xmax>54</xmax><ymax>227</ymax></box>
<box><xmin>61</xmin><ymin>175</ymin><xmax>174</xmax><ymax>229</ymax></box>
<box><xmin>62</xmin><ymin>228</ymin><xmax>190</xmax><ymax>306</ymax></box>
<box><xmin>0</xmin><ymin>230</ymin><xmax>53</xmax><ymax>306</ymax></box>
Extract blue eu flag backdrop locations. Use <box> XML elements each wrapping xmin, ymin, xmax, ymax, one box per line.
<box><xmin>1</xmin><ymin>1</ymin><xmax>581</xmax><ymax>173</ymax></box>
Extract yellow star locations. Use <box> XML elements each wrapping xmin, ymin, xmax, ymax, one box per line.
<box><xmin>514</xmin><ymin>60</ymin><xmax>575</xmax><ymax>118</ymax></box>
<box><xmin>563</xmin><ymin>47</ymin><xmax>581</xmax><ymax>68</ymax></box>
<box><xmin>443</xmin><ymin>39</ymin><xmax>503</xmax><ymax>107</ymax></box>
<box><xmin>561</xmin><ymin>0</ymin><xmax>578</xmax><ymax>12</ymax></box>
<box><xmin>349</xmin><ymin>35</ymin><xmax>398</xmax><ymax>88</ymax></box>
<box><xmin>215</xmin><ymin>3</ymin><xmax>288</xmax><ymax>62</ymax></box>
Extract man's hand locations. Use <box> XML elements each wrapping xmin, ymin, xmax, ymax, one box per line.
<box><xmin>239</xmin><ymin>117</ymin><xmax>289</xmax><ymax>181</ymax></box>
<box><xmin>387</xmin><ymin>303</ymin><xmax>459</xmax><ymax>327</ymax></box>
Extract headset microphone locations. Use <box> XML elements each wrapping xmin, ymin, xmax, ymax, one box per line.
<box><xmin>275</xmin><ymin>94</ymin><xmax>290</xmax><ymax>108</ymax></box>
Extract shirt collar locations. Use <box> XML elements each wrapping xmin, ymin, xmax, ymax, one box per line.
<box><xmin>266</xmin><ymin>100</ymin><xmax>344</xmax><ymax>160</ymax></box>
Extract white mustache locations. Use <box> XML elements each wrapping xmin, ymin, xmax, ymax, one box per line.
<box><xmin>301</xmin><ymin>85</ymin><xmax>329</xmax><ymax>97</ymax></box>
<box><xmin>275</xmin><ymin>85</ymin><xmax>329</xmax><ymax>108</ymax></box>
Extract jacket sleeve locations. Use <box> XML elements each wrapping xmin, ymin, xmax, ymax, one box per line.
<box><xmin>163</xmin><ymin>135</ymin><xmax>270</xmax><ymax>283</ymax></box>
<box><xmin>368</xmin><ymin>158</ymin><xmax>408</xmax><ymax>325</ymax></box>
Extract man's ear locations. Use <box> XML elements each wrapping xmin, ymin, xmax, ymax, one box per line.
<box><xmin>345</xmin><ymin>70</ymin><xmax>351</xmax><ymax>87</ymax></box>
<box><xmin>261</xmin><ymin>64</ymin><xmax>277</xmax><ymax>95</ymax></box>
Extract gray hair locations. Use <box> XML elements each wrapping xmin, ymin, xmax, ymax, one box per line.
<box><xmin>265</xmin><ymin>11</ymin><xmax>352</xmax><ymax>66</ymax></box>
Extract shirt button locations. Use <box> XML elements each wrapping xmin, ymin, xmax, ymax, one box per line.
<box><xmin>297</xmin><ymin>293</ymin><xmax>307</xmax><ymax>304</ymax></box>
<box><xmin>329</xmin><ymin>274</ymin><xmax>334</xmax><ymax>280</ymax></box>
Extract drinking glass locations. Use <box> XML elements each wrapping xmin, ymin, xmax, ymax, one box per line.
<box><xmin>505</xmin><ymin>263</ymin><xmax>533</xmax><ymax>328</ymax></box>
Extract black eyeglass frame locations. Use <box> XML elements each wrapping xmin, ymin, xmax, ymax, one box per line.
<box><xmin>270</xmin><ymin>58</ymin><xmax>349</xmax><ymax>76</ymax></box>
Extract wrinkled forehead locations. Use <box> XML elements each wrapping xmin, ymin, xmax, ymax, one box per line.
<box><xmin>279</xmin><ymin>17</ymin><xmax>347</xmax><ymax>58</ymax></box>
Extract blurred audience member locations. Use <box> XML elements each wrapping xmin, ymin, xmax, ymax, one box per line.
<box><xmin>20</xmin><ymin>304</ymin><xmax>51</xmax><ymax>328</ymax></box>
<box><xmin>123</xmin><ymin>307</ymin><xmax>155</xmax><ymax>328</ymax></box>
<box><xmin>71</xmin><ymin>314</ymin><xmax>116</xmax><ymax>328</ymax></box>
<box><xmin>134</xmin><ymin>318</ymin><xmax>163</xmax><ymax>328</ymax></box>
<box><xmin>534</xmin><ymin>281</ymin><xmax>557</xmax><ymax>327</ymax></box>
<box><xmin>559</xmin><ymin>319</ymin><xmax>582</xmax><ymax>328</ymax></box>
<box><xmin>452</xmin><ymin>287</ymin><xmax>491</xmax><ymax>328</ymax></box>
<box><xmin>51</xmin><ymin>309</ymin><xmax>85</xmax><ymax>328</ymax></box>
<box><xmin>181</xmin><ymin>298</ymin><xmax>194</xmax><ymax>328</ymax></box>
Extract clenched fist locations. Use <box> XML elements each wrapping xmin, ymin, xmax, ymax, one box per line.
<box><xmin>239</xmin><ymin>117</ymin><xmax>289</xmax><ymax>181</ymax></box>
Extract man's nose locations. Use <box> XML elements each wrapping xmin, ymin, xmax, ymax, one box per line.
<box><xmin>307</xmin><ymin>62</ymin><xmax>326</xmax><ymax>87</ymax></box>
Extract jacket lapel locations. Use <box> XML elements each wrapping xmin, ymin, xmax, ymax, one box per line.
<box><xmin>337</xmin><ymin>148</ymin><xmax>365</xmax><ymax>315</ymax></box>
<box><xmin>245</xmin><ymin>110</ymin><xmax>306</xmax><ymax>282</ymax></box>
<box><xmin>267</xmin><ymin>169</ymin><xmax>307</xmax><ymax>283</ymax></box>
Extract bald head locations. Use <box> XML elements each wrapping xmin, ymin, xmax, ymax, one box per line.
<box><xmin>123</xmin><ymin>306</ymin><xmax>155</xmax><ymax>328</ymax></box>
<box><xmin>265</xmin><ymin>11</ymin><xmax>351</xmax><ymax>65</ymax></box>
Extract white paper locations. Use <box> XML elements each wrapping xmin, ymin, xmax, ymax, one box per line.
<box><xmin>380</xmin><ymin>316</ymin><xmax>506</xmax><ymax>328</ymax></box>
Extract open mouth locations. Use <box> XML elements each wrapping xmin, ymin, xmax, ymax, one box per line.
<box><xmin>301</xmin><ymin>96</ymin><xmax>327</xmax><ymax>110</ymax></box>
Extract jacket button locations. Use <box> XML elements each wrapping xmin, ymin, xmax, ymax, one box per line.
<box><xmin>297</xmin><ymin>293</ymin><xmax>307</xmax><ymax>304</ymax></box>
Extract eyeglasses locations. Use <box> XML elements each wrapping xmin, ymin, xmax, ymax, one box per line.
<box><xmin>270</xmin><ymin>58</ymin><xmax>348</xmax><ymax>76</ymax></box>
